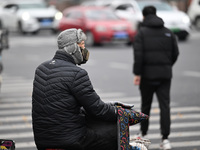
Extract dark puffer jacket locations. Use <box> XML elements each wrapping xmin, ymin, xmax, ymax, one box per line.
<box><xmin>32</xmin><ymin>50</ymin><xmax>117</xmax><ymax>149</ymax></box>
<box><xmin>133</xmin><ymin>15</ymin><xmax>179</xmax><ymax>79</ymax></box>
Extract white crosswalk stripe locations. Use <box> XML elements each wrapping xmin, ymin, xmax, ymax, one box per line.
<box><xmin>0</xmin><ymin>75</ymin><xmax>200</xmax><ymax>150</ymax></box>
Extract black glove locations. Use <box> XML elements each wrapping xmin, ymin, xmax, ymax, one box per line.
<box><xmin>114</xmin><ymin>101</ymin><xmax>134</xmax><ymax>109</ymax></box>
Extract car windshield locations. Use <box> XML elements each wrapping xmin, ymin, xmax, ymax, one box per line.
<box><xmin>137</xmin><ymin>1</ymin><xmax>173</xmax><ymax>11</ymax></box>
<box><xmin>86</xmin><ymin>9</ymin><xmax>119</xmax><ymax>20</ymax></box>
<box><xmin>18</xmin><ymin>2</ymin><xmax>48</xmax><ymax>9</ymax></box>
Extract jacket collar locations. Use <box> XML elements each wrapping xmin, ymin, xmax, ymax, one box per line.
<box><xmin>53</xmin><ymin>49</ymin><xmax>76</xmax><ymax>65</ymax></box>
<box><xmin>142</xmin><ymin>14</ymin><xmax>164</xmax><ymax>28</ymax></box>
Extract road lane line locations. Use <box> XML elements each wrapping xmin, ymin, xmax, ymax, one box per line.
<box><xmin>1</xmin><ymin>114</ymin><xmax>200</xmax><ymax>124</ymax></box>
<box><xmin>12</xmin><ymin>139</ymin><xmax>200</xmax><ymax>149</ymax></box>
<box><xmin>1</xmin><ymin>106</ymin><xmax>200</xmax><ymax>116</ymax></box>
<box><xmin>0</xmin><ymin>120</ymin><xmax>200</xmax><ymax>131</ymax></box>
<box><xmin>183</xmin><ymin>71</ymin><xmax>200</xmax><ymax>78</ymax></box>
<box><xmin>109</xmin><ymin>62</ymin><xmax>130</xmax><ymax>70</ymax></box>
<box><xmin>1</xmin><ymin>130</ymin><xmax>200</xmax><ymax>140</ymax></box>
<box><xmin>130</xmin><ymin>121</ymin><xmax>200</xmax><ymax>131</ymax></box>
<box><xmin>149</xmin><ymin>140</ymin><xmax>200</xmax><ymax>149</ymax></box>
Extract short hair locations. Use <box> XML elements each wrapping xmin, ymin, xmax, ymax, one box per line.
<box><xmin>142</xmin><ymin>5</ymin><xmax>156</xmax><ymax>17</ymax></box>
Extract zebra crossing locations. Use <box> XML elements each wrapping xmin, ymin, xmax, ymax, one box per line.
<box><xmin>0</xmin><ymin>75</ymin><xmax>200</xmax><ymax>150</ymax></box>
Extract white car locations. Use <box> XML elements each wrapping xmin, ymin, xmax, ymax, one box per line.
<box><xmin>187</xmin><ymin>0</ymin><xmax>200</xmax><ymax>30</ymax></box>
<box><xmin>82</xmin><ymin>0</ymin><xmax>191</xmax><ymax>41</ymax></box>
<box><xmin>0</xmin><ymin>0</ymin><xmax>63</xmax><ymax>34</ymax></box>
<box><xmin>136</xmin><ymin>0</ymin><xmax>191</xmax><ymax>41</ymax></box>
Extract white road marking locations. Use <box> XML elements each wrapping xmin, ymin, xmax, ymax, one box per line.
<box><xmin>183</xmin><ymin>70</ymin><xmax>200</xmax><ymax>78</ymax></box>
<box><xmin>109</xmin><ymin>62</ymin><xmax>130</xmax><ymax>70</ymax></box>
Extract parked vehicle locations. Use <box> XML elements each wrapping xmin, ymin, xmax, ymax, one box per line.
<box><xmin>136</xmin><ymin>0</ymin><xmax>191</xmax><ymax>41</ymax></box>
<box><xmin>82</xmin><ymin>0</ymin><xmax>142</xmax><ymax>32</ymax></box>
<box><xmin>0</xmin><ymin>0</ymin><xmax>62</xmax><ymax>34</ymax></box>
<box><xmin>188</xmin><ymin>0</ymin><xmax>200</xmax><ymax>30</ymax></box>
<box><xmin>82</xmin><ymin>0</ymin><xmax>191</xmax><ymax>41</ymax></box>
<box><xmin>58</xmin><ymin>6</ymin><xmax>136</xmax><ymax>46</ymax></box>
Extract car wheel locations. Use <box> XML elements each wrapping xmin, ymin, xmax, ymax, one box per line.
<box><xmin>85</xmin><ymin>31</ymin><xmax>95</xmax><ymax>47</ymax></box>
<box><xmin>4</xmin><ymin>29</ymin><xmax>9</xmax><ymax>49</ymax></box>
<box><xmin>0</xmin><ymin>33</ymin><xmax>4</xmax><ymax>51</ymax></box>
<box><xmin>195</xmin><ymin>17</ymin><xmax>200</xmax><ymax>30</ymax></box>
<box><xmin>32</xmin><ymin>30</ymin><xmax>39</xmax><ymax>35</ymax></box>
<box><xmin>51</xmin><ymin>29</ymin><xmax>58</xmax><ymax>34</ymax></box>
<box><xmin>178</xmin><ymin>35</ymin><xmax>188</xmax><ymax>41</ymax></box>
<box><xmin>18</xmin><ymin>22</ymin><xmax>26</xmax><ymax>35</ymax></box>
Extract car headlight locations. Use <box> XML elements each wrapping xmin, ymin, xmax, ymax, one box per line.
<box><xmin>182</xmin><ymin>16</ymin><xmax>190</xmax><ymax>24</ymax></box>
<box><xmin>22</xmin><ymin>12</ymin><xmax>31</xmax><ymax>21</ymax></box>
<box><xmin>95</xmin><ymin>25</ymin><xmax>107</xmax><ymax>32</ymax></box>
<box><xmin>55</xmin><ymin>12</ymin><xmax>63</xmax><ymax>20</ymax></box>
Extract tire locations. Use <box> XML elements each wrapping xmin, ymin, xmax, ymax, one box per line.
<box><xmin>0</xmin><ymin>34</ymin><xmax>3</xmax><ymax>51</ymax></box>
<box><xmin>4</xmin><ymin>29</ymin><xmax>9</xmax><ymax>49</ymax></box>
<box><xmin>85</xmin><ymin>31</ymin><xmax>95</xmax><ymax>47</ymax></box>
<box><xmin>32</xmin><ymin>30</ymin><xmax>39</xmax><ymax>35</ymax></box>
<box><xmin>195</xmin><ymin>17</ymin><xmax>200</xmax><ymax>30</ymax></box>
<box><xmin>178</xmin><ymin>35</ymin><xmax>188</xmax><ymax>41</ymax></box>
<box><xmin>18</xmin><ymin>22</ymin><xmax>26</xmax><ymax>35</ymax></box>
<box><xmin>51</xmin><ymin>29</ymin><xmax>58</xmax><ymax>34</ymax></box>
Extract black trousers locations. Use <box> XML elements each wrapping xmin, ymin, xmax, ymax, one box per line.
<box><xmin>81</xmin><ymin>116</ymin><xmax>118</xmax><ymax>150</ymax></box>
<box><xmin>37</xmin><ymin>118</ymin><xmax>117</xmax><ymax>150</ymax></box>
<box><xmin>139</xmin><ymin>78</ymin><xmax>171</xmax><ymax>139</ymax></box>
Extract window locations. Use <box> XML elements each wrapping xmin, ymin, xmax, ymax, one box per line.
<box><xmin>65</xmin><ymin>11</ymin><xmax>82</xmax><ymax>19</ymax></box>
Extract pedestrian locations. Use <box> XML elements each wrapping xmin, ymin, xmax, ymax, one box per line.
<box><xmin>132</xmin><ymin>5</ymin><xmax>179</xmax><ymax>150</ymax></box>
<box><xmin>32</xmin><ymin>28</ymin><xmax>148</xmax><ymax>150</ymax></box>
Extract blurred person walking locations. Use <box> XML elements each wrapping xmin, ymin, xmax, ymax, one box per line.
<box><xmin>132</xmin><ymin>6</ymin><xmax>179</xmax><ymax>150</ymax></box>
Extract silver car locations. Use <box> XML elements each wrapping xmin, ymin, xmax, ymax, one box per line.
<box><xmin>0</xmin><ymin>0</ymin><xmax>63</xmax><ymax>34</ymax></box>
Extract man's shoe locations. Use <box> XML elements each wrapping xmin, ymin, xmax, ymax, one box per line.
<box><xmin>160</xmin><ymin>139</ymin><xmax>172</xmax><ymax>150</ymax></box>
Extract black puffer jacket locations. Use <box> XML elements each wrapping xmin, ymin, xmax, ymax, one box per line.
<box><xmin>133</xmin><ymin>15</ymin><xmax>179</xmax><ymax>79</ymax></box>
<box><xmin>32</xmin><ymin>50</ymin><xmax>117</xmax><ymax>149</ymax></box>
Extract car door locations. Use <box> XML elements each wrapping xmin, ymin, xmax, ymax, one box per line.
<box><xmin>63</xmin><ymin>10</ymin><xmax>84</xmax><ymax>30</ymax></box>
<box><xmin>1</xmin><ymin>4</ymin><xmax>18</xmax><ymax>31</ymax></box>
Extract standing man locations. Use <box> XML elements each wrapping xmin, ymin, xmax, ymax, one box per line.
<box><xmin>132</xmin><ymin>6</ymin><xmax>179</xmax><ymax>150</ymax></box>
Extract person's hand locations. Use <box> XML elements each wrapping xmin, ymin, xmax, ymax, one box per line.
<box><xmin>134</xmin><ymin>75</ymin><xmax>141</xmax><ymax>85</ymax></box>
<box><xmin>114</xmin><ymin>102</ymin><xmax>134</xmax><ymax>109</ymax></box>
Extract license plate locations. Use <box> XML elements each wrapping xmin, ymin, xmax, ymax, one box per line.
<box><xmin>114</xmin><ymin>32</ymin><xmax>128</xmax><ymax>39</ymax></box>
<box><xmin>40</xmin><ymin>19</ymin><xmax>52</xmax><ymax>26</ymax></box>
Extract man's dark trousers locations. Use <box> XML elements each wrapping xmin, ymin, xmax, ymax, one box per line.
<box><xmin>139</xmin><ymin>78</ymin><xmax>171</xmax><ymax>139</ymax></box>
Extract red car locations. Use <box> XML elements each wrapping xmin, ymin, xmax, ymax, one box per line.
<box><xmin>58</xmin><ymin>6</ymin><xmax>137</xmax><ymax>46</ymax></box>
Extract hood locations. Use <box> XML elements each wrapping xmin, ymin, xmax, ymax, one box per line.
<box><xmin>142</xmin><ymin>14</ymin><xmax>164</xmax><ymax>28</ymax></box>
<box><xmin>86</xmin><ymin>19</ymin><xmax>132</xmax><ymax>31</ymax></box>
<box><xmin>17</xmin><ymin>7</ymin><xmax>57</xmax><ymax>18</ymax></box>
<box><xmin>157</xmin><ymin>11</ymin><xmax>190</xmax><ymax>27</ymax></box>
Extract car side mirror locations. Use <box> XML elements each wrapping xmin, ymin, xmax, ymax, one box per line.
<box><xmin>4</xmin><ymin>4</ymin><xmax>18</xmax><ymax>13</ymax></box>
<box><xmin>8</xmin><ymin>6</ymin><xmax>18</xmax><ymax>13</ymax></box>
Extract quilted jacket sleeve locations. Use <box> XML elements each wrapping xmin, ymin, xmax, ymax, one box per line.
<box><xmin>71</xmin><ymin>69</ymin><xmax>117</xmax><ymax>122</ymax></box>
<box><xmin>171</xmin><ymin>34</ymin><xmax>179</xmax><ymax>65</ymax></box>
